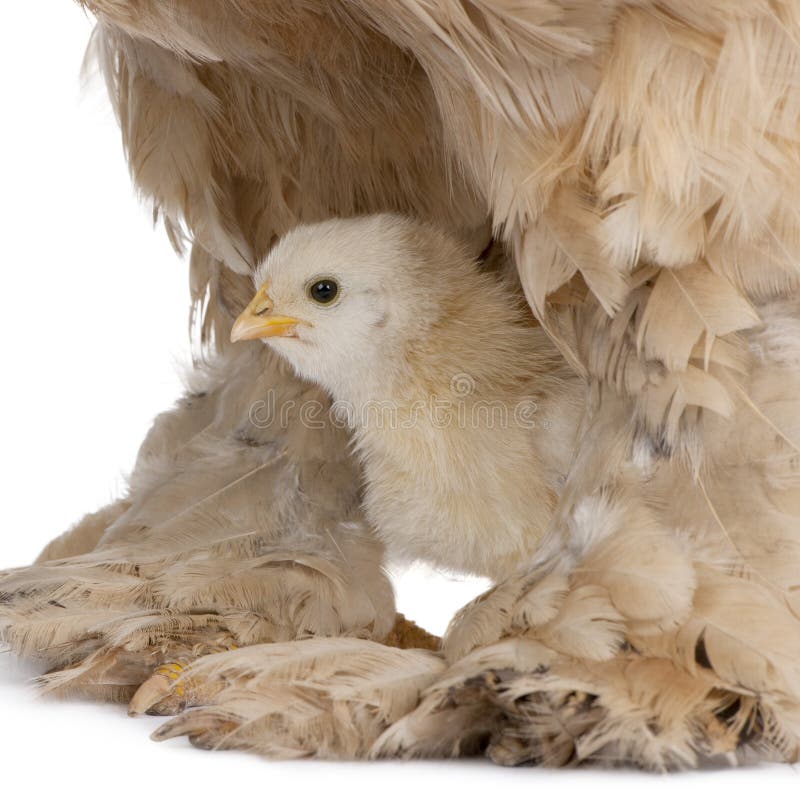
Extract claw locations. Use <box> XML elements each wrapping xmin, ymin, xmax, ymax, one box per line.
<box><xmin>128</xmin><ymin>660</ymin><xmax>188</xmax><ymax>716</ymax></box>
<box><xmin>128</xmin><ymin>649</ymin><xmax>233</xmax><ymax>717</ymax></box>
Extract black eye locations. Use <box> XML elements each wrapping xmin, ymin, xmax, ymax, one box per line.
<box><xmin>308</xmin><ymin>278</ymin><xmax>339</xmax><ymax>304</ymax></box>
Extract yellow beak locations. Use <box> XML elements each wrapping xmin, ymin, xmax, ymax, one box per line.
<box><xmin>230</xmin><ymin>283</ymin><xmax>301</xmax><ymax>342</ymax></box>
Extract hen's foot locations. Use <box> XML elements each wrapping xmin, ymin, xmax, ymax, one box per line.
<box><xmin>129</xmin><ymin>650</ymin><xmax>235</xmax><ymax>716</ymax></box>
<box><xmin>130</xmin><ymin>613</ymin><xmax>439</xmax><ymax>718</ymax></box>
<box><xmin>148</xmin><ymin>638</ymin><xmax>445</xmax><ymax>757</ymax></box>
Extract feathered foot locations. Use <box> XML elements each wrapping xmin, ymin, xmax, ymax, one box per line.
<box><xmin>395</xmin><ymin>486</ymin><xmax>800</xmax><ymax>769</ymax></box>
<box><xmin>0</xmin><ymin>345</ymin><xmax>396</xmax><ymax>700</ymax></box>
<box><xmin>0</xmin><ymin>537</ymin><xmax>394</xmax><ymax>702</ymax></box>
<box><xmin>373</xmin><ymin>642</ymin><xmax>775</xmax><ymax>769</ymax></box>
<box><xmin>148</xmin><ymin>638</ymin><xmax>445</xmax><ymax>757</ymax></box>
<box><xmin>129</xmin><ymin>653</ymin><xmax>231</xmax><ymax>716</ymax></box>
<box><xmin>129</xmin><ymin>613</ymin><xmax>440</xmax><ymax>716</ymax></box>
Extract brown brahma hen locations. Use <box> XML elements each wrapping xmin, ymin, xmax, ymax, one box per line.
<box><xmin>3</xmin><ymin>0</ymin><xmax>800</xmax><ymax>769</ymax></box>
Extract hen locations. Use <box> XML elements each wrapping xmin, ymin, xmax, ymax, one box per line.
<box><xmin>3</xmin><ymin>0</ymin><xmax>800</xmax><ymax>771</ymax></box>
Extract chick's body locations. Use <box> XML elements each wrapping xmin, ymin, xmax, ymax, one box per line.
<box><xmin>233</xmin><ymin>215</ymin><xmax>582</xmax><ymax>579</ymax></box>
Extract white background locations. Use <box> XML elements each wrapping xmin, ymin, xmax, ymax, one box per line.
<box><xmin>0</xmin><ymin>5</ymin><xmax>797</xmax><ymax>797</ymax></box>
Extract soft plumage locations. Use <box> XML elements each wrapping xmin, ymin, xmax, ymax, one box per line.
<box><xmin>3</xmin><ymin>0</ymin><xmax>800</xmax><ymax>771</ymax></box>
<box><xmin>0</xmin><ymin>344</ymin><xmax>399</xmax><ymax>700</ymax></box>
<box><xmin>231</xmin><ymin>215</ymin><xmax>581</xmax><ymax>578</ymax></box>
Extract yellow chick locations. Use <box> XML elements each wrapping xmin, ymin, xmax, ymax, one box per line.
<box><xmin>232</xmin><ymin>215</ymin><xmax>582</xmax><ymax>580</ymax></box>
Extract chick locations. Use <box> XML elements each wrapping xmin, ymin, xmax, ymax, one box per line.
<box><xmin>232</xmin><ymin>215</ymin><xmax>582</xmax><ymax>579</ymax></box>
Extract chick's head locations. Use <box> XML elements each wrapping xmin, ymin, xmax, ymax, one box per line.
<box><xmin>231</xmin><ymin>214</ymin><xmax>472</xmax><ymax>395</ymax></box>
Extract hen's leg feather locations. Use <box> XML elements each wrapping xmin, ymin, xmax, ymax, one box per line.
<box><xmin>0</xmin><ymin>345</ymin><xmax>397</xmax><ymax>699</ymax></box>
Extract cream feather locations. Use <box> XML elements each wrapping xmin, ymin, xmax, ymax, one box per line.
<box><xmin>2</xmin><ymin>0</ymin><xmax>800</xmax><ymax>772</ymax></box>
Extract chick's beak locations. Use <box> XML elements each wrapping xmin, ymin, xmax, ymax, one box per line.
<box><xmin>230</xmin><ymin>283</ymin><xmax>300</xmax><ymax>342</ymax></box>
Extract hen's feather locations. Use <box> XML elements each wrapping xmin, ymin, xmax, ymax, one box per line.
<box><xmin>2</xmin><ymin>0</ymin><xmax>800</xmax><ymax>770</ymax></box>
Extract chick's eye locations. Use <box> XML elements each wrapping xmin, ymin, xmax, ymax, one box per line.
<box><xmin>308</xmin><ymin>278</ymin><xmax>339</xmax><ymax>304</ymax></box>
